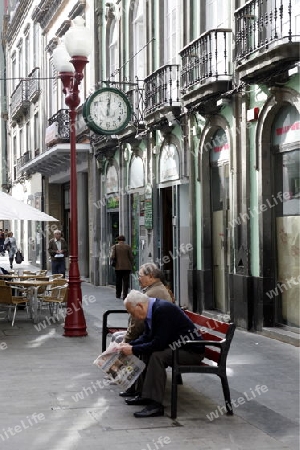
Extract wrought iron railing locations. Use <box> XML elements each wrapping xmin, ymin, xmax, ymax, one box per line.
<box><xmin>48</xmin><ymin>109</ymin><xmax>70</xmax><ymax>140</ymax></box>
<box><xmin>28</xmin><ymin>67</ymin><xmax>41</xmax><ymax>103</ymax></box>
<box><xmin>126</xmin><ymin>82</ymin><xmax>145</xmax><ymax>124</ymax></box>
<box><xmin>144</xmin><ymin>64</ymin><xmax>180</xmax><ymax>115</ymax></box>
<box><xmin>10</xmin><ymin>80</ymin><xmax>30</xmax><ymax>120</ymax></box>
<box><xmin>180</xmin><ymin>29</ymin><xmax>232</xmax><ymax>92</ymax></box>
<box><xmin>99</xmin><ymin>80</ymin><xmax>145</xmax><ymax>125</ymax></box>
<box><xmin>16</xmin><ymin>152</ymin><xmax>30</xmax><ymax>172</ymax></box>
<box><xmin>235</xmin><ymin>0</ymin><xmax>297</xmax><ymax>60</ymax></box>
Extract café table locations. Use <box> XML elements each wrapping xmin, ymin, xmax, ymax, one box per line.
<box><xmin>5</xmin><ymin>279</ymin><xmax>51</xmax><ymax>324</ymax></box>
<box><xmin>0</xmin><ymin>274</ymin><xmax>48</xmax><ymax>280</ymax></box>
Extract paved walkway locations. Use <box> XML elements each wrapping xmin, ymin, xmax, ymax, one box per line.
<box><xmin>0</xmin><ymin>258</ymin><xmax>299</xmax><ymax>450</ymax></box>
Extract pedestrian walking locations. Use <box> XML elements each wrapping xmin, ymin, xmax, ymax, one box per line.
<box><xmin>110</xmin><ymin>235</ymin><xmax>134</xmax><ymax>300</ymax></box>
<box><xmin>0</xmin><ymin>229</ymin><xmax>5</xmax><ymax>256</ymax></box>
<box><xmin>4</xmin><ymin>231</ymin><xmax>17</xmax><ymax>269</ymax></box>
<box><xmin>48</xmin><ymin>230</ymin><xmax>68</xmax><ymax>277</ymax></box>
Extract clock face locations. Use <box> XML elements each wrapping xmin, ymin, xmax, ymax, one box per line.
<box><xmin>83</xmin><ymin>88</ymin><xmax>132</xmax><ymax>135</ymax></box>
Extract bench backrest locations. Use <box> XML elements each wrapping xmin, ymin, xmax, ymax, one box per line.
<box><xmin>184</xmin><ymin>310</ymin><xmax>235</xmax><ymax>365</ymax></box>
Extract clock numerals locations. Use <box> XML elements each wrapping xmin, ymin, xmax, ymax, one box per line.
<box><xmin>84</xmin><ymin>88</ymin><xmax>132</xmax><ymax>134</ymax></box>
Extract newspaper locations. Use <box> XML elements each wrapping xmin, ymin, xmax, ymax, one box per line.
<box><xmin>93</xmin><ymin>342</ymin><xmax>146</xmax><ymax>390</ymax></box>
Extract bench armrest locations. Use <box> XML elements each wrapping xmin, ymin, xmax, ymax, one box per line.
<box><xmin>183</xmin><ymin>339</ymin><xmax>226</xmax><ymax>348</ymax></box>
<box><xmin>102</xmin><ymin>309</ymin><xmax>128</xmax><ymax>324</ymax></box>
<box><xmin>102</xmin><ymin>309</ymin><xmax>128</xmax><ymax>352</ymax></box>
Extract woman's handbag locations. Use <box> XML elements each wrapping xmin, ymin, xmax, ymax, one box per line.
<box><xmin>15</xmin><ymin>250</ymin><xmax>24</xmax><ymax>264</ymax></box>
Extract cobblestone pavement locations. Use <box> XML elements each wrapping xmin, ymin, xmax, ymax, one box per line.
<box><xmin>0</xmin><ymin>258</ymin><xmax>299</xmax><ymax>450</ymax></box>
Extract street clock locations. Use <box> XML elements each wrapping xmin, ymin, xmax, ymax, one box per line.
<box><xmin>83</xmin><ymin>87</ymin><xmax>132</xmax><ymax>135</ymax></box>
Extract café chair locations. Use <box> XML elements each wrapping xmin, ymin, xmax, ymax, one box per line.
<box><xmin>0</xmin><ymin>285</ymin><xmax>29</xmax><ymax>326</ymax></box>
<box><xmin>39</xmin><ymin>279</ymin><xmax>68</xmax><ymax>317</ymax></box>
<box><xmin>49</xmin><ymin>274</ymin><xmax>64</xmax><ymax>280</ymax></box>
<box><xmin>36</xmin><ymin>270</ymin><xmax>47</xmax><ymax>276</ymax></box>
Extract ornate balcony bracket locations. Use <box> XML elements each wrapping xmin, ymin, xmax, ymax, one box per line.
<box><xmin>95</xmin><ymin>147</ymin><xmax>116</xmax><ymax>173</ymax></box>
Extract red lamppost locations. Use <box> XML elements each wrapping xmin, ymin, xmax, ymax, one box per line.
<box><xmin>52</xmin><ymin>17</ymin><xmax>92</xmax><ymax>337</ymax></box>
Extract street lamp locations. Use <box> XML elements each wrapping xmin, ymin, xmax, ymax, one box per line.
<box><xmin>52</xmin><ymin>16</ymin><xmax>92</xmax><ymax>337</ymax></box>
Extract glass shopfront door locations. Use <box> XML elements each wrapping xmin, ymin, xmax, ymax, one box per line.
<box><xmin>210</xmin><ymin>129</ymin><xmax>230</xmax><ymax>313</ymax></box>
<box><xmin>272</xmin><ymin>106</ymin><xmax>300</xmax><ymax>328</ymax></box>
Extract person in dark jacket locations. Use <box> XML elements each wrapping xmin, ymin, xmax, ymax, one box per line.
<box><xmin>120</xmin><ymin>290</ymin><xmax>205</xmax><ymax>418</ymax></box>
<box><xmin>0</xmin><ymin>229</ymin><xmax>5</xmax><ymax>256</ymax></box>
<box><xmin>4</xmin><ymin>232</ymin><xmax>17</xmax><ymax>269</ymax></box>
<box><xmin>110</xmin><ymin>235</ymin><xmax>134</xmax><ymax>300</ymax></box>
<box><xmin>48</xmin><ymin>230</ymin><xmax>68</xmax><ymax>277</ymax></box>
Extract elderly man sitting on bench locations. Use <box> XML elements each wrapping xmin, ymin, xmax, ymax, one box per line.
<box><xmin>119</xmin><ymin>290</ymin><xmax>205</xmax><ymax>418</ymax></box>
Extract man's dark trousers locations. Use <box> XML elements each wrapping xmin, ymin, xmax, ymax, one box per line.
<box><xmin>142</xmin><ymin>348</ymin><xmax>204</xmax><ymax>404</ymax></box>
<box><xmin>115</xmin><ymin>270</ymin><xmax>131</xmax><ymax>299</ymax></box>
<box><xmin>51</xmin><ymin>259</ymin><xmax>66</xmax><ymax>277</ymax></box>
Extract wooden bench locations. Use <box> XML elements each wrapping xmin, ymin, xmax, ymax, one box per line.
<box><xmin>102</xmin><ymin>309</ymin><xmax>128</xmax><ymax>352</ymax></box>
<box><xmin>101</xmin><ymin>308</ymin><xmax>236</xmax><ymax>419</ymax></box>
<box><xmin>171</xmin><ymin>310</ymin><xmax>236</xmax><ymax>419</ymax></box>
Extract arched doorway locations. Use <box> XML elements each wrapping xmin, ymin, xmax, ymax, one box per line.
<box><xmin>271</xmin><ymin>105</ymin><xmax>300</xmax><ymax>328</ymax></box>
<box><xmin>210</xmin><ymin>129</ymin><xmax>230</xmax><ymax>313</ymax></box>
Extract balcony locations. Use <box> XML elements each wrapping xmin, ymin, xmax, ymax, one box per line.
<box><xmin>16</xmin><ymin>152</ymin><xmax>31</xmax><ymax>174</ymax></box>
<box><xmin>10</xmin><ymin>80</ymin><xmax>30</xmax><ymax>122</ymax></box>
<box><xmin>20</xmin><ymin>109</ymin><xmax>89</xmax><ymax>178</ymax></box>
<box><xmin>180</xmin><ymin>29</ymin><xmax>233</xmax><ymax>108</ymax></box>
<box><xmin>28</xmin><ymin>68</ymin><xmax>41</xmax><ymax>103</ymax></box>
<box><xmin>45</xmin><ymin>109</ymin><xmax>70</xmax><ymax>147</ymax></box>
<box><xmin>235</xmin><ymin>0</ymin><xmax>300</xmax><ymax>83</ymax></box>
<box><xmin>144</xmin><ymin>65</ymin><xmax>180</xmax><ymax>123</ymax></box>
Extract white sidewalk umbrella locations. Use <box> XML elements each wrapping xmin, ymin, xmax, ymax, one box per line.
<box><xmin>0</xmin><ymin>191</ymin><xmax>58</xmax><ymax>221</ymax></box>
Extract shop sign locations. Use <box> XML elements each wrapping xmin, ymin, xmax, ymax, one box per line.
<box><xmin>144</xmin><ymin>184</ymin><xmax>153</xmax><ymax>229</ymax></box>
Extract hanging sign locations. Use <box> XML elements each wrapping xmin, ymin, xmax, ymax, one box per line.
<box><xmin>144</xmin><ymin>184</ymin><xmax>153</xmax><ymax>229</ymax></box>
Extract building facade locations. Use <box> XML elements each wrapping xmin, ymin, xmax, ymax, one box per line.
<box><xmin>1</xmin><ymin>0</ymin><xmax>299</xmax><ymax>332</ymax></box>
<box><xmin>92</xmin><ymin>0</ymin><xmax>300</xmax><ymax>331</ymax></box>
<box><xmin>2</xmin><ymin>0</ymin><xmax>94</xmax><ymax>274</ymax></box>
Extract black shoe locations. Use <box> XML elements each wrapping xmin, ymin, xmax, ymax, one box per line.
<box><xmin>125</xmin><ymin>396</ymin><xmax>152</xmax><ymax>406</ymax></box>
<box><xmin>134</xmin><ymin>403</ymin><xmax>164</xmax><ymax>418</ymax></box>
<box><xmin>119</xmin><ymin>387</ymin><xmax>140</xmax><ymax>397</ymax></box>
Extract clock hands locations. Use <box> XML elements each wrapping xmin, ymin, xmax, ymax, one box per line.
<box><xmin>84</xmin><ymin>88</ymin><xmax>131</xmax><ymax>134</ymax></box>
<box><xmin>106</xmin><ymin>96</ymin><xmax>111</xmax><ymax>117</ymax></box>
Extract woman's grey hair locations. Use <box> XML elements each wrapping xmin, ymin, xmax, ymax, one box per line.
<box><xmin>139</xmin><ymin>263</ymin><xmax>163</xmax><ymax>279</ymax></box>
<box><xmin>124</xmin><ymin>290</ymin><xmax>149</xmax><ymax>307</ymax></box>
